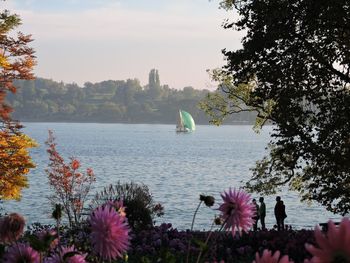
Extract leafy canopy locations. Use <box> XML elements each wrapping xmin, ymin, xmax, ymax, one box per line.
<box><xmin>202</xmin><ymin>0</ymin><xmax>350</xmax><ymax>214</ymax></box>
<box><xmin>0</xmin><ymin>9</ymin><xmax>37</xmax><ymax>200</ymax></box>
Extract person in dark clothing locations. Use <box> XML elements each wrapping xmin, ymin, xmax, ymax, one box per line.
<box><xmin>259</xmin><ymin>197</ymin><xmax>266</xmax><ymax>230</ymax></box>
<box><xmin>274</xmin><ymin>196</ymin><xmax>287</xmax><ymax>231</ymax></box>
<box><xmin>252</xmin><ymin>198</ymin><xmax>260</xmax><ymax>231</ymax></box>
<box><xmin>280</xmin><ymin>201</ymin><xmax>287</xmax><ymax>229</ymax></box>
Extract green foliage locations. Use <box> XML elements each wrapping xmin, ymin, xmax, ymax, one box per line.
<box><xmin>199</xmin><ymin>69</ymin><xmax>260</xmax><ymax>127</ymax></box>
<box><xmin>8</xmin><ymin>71</ymin><xmax>257</xmax><ymax>124</ymax></box>
<box><xmin>217</xmin><ymin>0</ymin><xmax>236</xmax><ymax>10</ymax></box>
<box><xmin>0</xmin><ymin>10</ymin><xmax>20</xmax><ymax>31</ymax></box>
<box><xmin>138</xmin><ymin>250</ymin><xmax>177</xmax><ymax>263</ymax></box>
<box><xmin>148</xmin><ymin>69</ymin><xmax>161</xmax><ymax>89</ymax></box>
<box><xmin>193</xmin><ymin>238</ymin><xmax>208</xmax><ymax>253</ymax></box>
<box><xmin>90</xmin><ymin>181</ymin><xmax>163</xmax><ymax>232</ymax></box>
<box><xmin>208</xmin><ymin>0</ymin><xmax>350</xmax><ymax>214</ymax></box>
<box><xmin>27</xmin><ymin>233</ymin><xmax>57</xmax><ymax>252</ymax></box>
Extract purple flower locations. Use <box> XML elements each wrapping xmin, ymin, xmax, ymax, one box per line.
<box><xmin>44</xmin><ymin>245</ymin><xmax>87</xmax><ymax>263</ymax></box>
<box><xmin>3</xmin><ymin>243</ymin><xmax>40</xmax><ymax>263</ymax></box>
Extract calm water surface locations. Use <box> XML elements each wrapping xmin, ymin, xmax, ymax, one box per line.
<box><xmin>2</xmin><ymin>123</ymin><xmax>341</xmax><ymax>230</ymax></box>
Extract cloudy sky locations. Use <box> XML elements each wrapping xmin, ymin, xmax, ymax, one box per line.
<box><xmin>2</xmin><ymin>0</ymin><xmax>243</xmax><ymax>89</ymax></box>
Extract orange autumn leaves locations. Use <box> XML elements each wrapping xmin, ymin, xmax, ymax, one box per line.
<box><xmin>0</xmin><ymin>54</ymin><xmax>11</xmax><ymax>70</ymax></box>
<box><xmin>0</xmin><ymin>132</ymin><xmax>37</xmax><ymax>200</ymax></box>
<box><xmin>46</xmin><ymin>130</ymin><xmax>96</xmax><ymax>226</ymax></box>
<box><xmin>1</xmin><ymin>8</ymin><xmax>93</xmax><ymax>217</ymax></box>
<box><xmin>0</xmin><ymin>10</ymin><xmax>37</xmax><ymax>200</ymax></box>
<box><xmin>0</xmin><ymin>11</ymin><xmax>36</xmax><ymax>121</ymax></box>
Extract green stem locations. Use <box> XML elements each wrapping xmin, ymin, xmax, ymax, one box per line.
<box><xmin>195</xmin><ymin>217</ymin><xmax>228</xmax><ymax>263</ymax></box>
<box><xmin>186</xmin><ymin>200</ymin><xmax>203</xmax><ymax>263</ymax></box>
<box><xmin>191</xmin><ymin>201</ymin><xmax>203</xmax><ymax>231</ymax></box>
<box><xmin>56</xmin><ymin>218</ymin><xmax>61</xmax><ymax>246</ymax></box>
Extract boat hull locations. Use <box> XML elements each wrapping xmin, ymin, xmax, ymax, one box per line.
<box><xmin>176</xmin><ymin>127</ymin><xmax>191</xmax><ymax>133</ymax></box>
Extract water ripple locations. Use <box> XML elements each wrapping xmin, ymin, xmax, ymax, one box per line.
<box><xmin>2</xmin><ymin>123</ymin><xmax>342</xmax><ymax>230</ymax></box>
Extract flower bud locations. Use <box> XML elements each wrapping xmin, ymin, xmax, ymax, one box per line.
<box><xmin>214</xmin><ymin>216</ymin><xmax>223</xmax><ymax>226</ymax></box>
<box><xmin>200</xmin><ymin>194</ymin><xmax>215</xmax><ymax>207</ymax></box>
<box><xmin>52</xmin><ymin>204</ymin><xmax>63</xmax><ymax>221</ymax></box>
<box><xmin>71</xmin><ymin>159</ymin><xmax>80</xmax><ymax>170</ymax></box>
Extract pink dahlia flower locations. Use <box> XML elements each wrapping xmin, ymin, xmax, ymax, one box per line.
<box><xmin>44</xmin><ymin>245</ymin><xmax>87</xmax><ymax>263</ymax></box>
<box><xmin>90</xmin><ymin>205</ymin><xmax>130</xmax><ymax>260</ymax></box>
<box><xmin>218</xmin><ymin>188</ymin><xmax>255</xmax><ymax>235</ymax></box>
<box><xmin>0</xmin><ymin>213</ymin><xmax>26</xmax><ymax>244</ymax></box>
<box><xmin>3</xmin><ymin>243</ymin><xmax>40</xmax><ymax>263</ymax></box>
<box><xmin>305</xmin><ymin>217</ymin><xmax>350</xmax><ymax>263</ymax></box>
<box><xmin>253</xmin><ymin>249</ymin><xmax>293</xmax><ymax>263</ymax></box>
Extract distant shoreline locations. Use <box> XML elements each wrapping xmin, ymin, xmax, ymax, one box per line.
<box><xmin>19</xmin><ymin>120</ymin><xmax>257</xmax><ymax>125</ymax></box>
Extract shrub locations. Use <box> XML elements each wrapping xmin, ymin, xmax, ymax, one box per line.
<box><xmin>46</xmin><ymin>130</ymin><xmax>96</xmax><ymax>227</ymax></box>
<box><xmin>90</xmin><ymin>182</ymin><xmax>163</xmax><ymax>232</ymax></box>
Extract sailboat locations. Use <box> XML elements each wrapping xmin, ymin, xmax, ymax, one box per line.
<box><xmin>176</xmin><ymin>110</ymin><xmax>196</xmax><ymax>132</ymax></box>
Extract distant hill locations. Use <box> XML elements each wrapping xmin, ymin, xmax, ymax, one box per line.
<box><xmin>8</xmin><ymin>70</ymin><xmax>256</xmax><ymax>124</ymax></box>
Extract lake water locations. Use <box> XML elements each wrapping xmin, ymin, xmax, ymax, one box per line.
<box><xmin>1</xmin><ymin>123</ymin><xmax>341</xmax><ymax>230</ymax></box>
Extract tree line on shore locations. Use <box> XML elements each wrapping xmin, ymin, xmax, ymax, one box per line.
<box><xmin>7</xmin><ymin>70</ymin><xmax>257</xmax><ymax>124</ymax></box>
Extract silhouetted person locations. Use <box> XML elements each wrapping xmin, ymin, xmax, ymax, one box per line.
<box><xmin>252</xmin><ymin>198</ymin><xmax>259</xmax><ymax>231</ymax></box>
<box><xmin>280</xmin><ymin>201</ymin><xmax>287</xmax><ymax>229</ymax></box>
<box><xmin>259</xmin><ymin>197</ymin><xmax>266</xmax><ymax>230</ymax></box>
<box><xmin>274</xmin><ymin>196</ymin><xmax>287</xmax><ymax>231</ymax></box>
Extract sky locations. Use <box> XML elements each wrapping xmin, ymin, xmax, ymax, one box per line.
<box><xmin>2</xmin><ymin>0</ymin><xmax>243</xmax><ymax>90</ymax></box>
